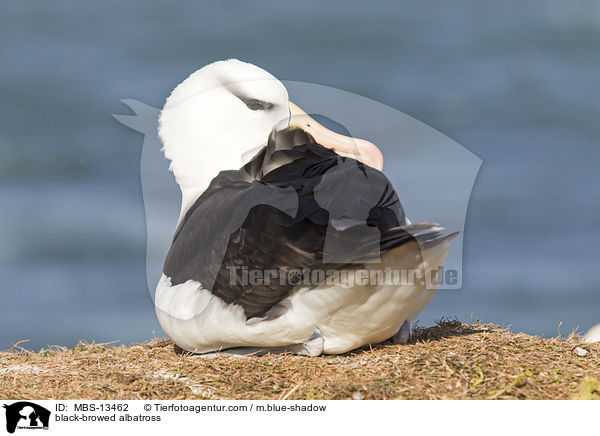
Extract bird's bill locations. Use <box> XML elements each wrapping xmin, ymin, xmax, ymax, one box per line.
<box><xmin>288</xmin><ymin>101</ymin><xmax>383</xmax><ymax>170</ymax></box>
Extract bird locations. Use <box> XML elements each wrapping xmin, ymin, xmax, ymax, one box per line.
<box><xmin>154</xmin><ymin>59</ymin><xmax>457</xmax><ymax>355</ymax></box>
<box><xmin>583</xmin><ymin>324</ymin><xmax>600</xmax><ymax>343</ymax></box>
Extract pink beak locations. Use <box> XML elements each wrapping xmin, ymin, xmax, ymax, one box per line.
<box><xmin>288</xmin><ymin>101</ymin><xmax>383</xmax><ymax>171</ymax></box>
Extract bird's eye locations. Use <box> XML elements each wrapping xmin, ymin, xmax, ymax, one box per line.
<box><xmin>244</xmin><ymin>99</ymin><xmax>274</xmax><ymax>111</ymax></box>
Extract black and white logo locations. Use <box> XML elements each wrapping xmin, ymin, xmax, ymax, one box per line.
<box><xmin>3</xmin><ymin>402</ymin><xmax>50</xmax><ymax>434</ymax></box>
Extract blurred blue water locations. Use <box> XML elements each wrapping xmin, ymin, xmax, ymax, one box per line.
<box><xmin>1</xmin><ymin>1</ymin><xmax>599</xmax><ymax>349</ymax></box>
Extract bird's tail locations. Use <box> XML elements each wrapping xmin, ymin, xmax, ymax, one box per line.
<box><xmin>380</xmin><ymin>221</ymin><xmax>458</xmax><ymax>252</ymax></box>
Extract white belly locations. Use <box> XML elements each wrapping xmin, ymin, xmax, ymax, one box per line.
<box><xmin>155</xmin><ymin>239</ymin><xmax>451</xmax><ymax>354</ymax></box>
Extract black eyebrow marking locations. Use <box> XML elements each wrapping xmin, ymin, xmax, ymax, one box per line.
<box><xmin>241</xmin><ymin>98</ymin><xmax>274</xmax><ymax>111</ymax></box>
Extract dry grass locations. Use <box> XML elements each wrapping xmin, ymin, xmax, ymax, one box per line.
<box><xmin>1</xmin><ymin>320</ymin><xmax>599</xmax><ymax>400</ymax></box>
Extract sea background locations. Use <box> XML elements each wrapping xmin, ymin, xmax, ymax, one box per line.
<box><xmin>1</xmin><ymin>1</ymin><xmax>599</xmax><ymax>350</ymax></box>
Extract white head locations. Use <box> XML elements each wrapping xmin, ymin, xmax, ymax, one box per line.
<box><xmin>158</xmin><ymin>59</ymin><xmax>383</xmax><ymax>219</ymax></box>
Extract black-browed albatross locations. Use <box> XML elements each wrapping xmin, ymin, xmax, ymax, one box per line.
<box><xmin>155</xmin><ymin>59</ymin><xmax>457</xmax><ymax>355</ymax></box>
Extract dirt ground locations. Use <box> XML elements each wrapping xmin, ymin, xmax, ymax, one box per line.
<box><xmin>1</xmin><ymin>320</ymin><xmax>598</xmax><ymax>400</ymax></box>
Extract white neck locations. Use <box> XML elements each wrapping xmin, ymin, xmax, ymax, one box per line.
<box><xmin>172</xmin><ymin>139</ymin><xmax>250</xmax><ymax>225</ymax></box>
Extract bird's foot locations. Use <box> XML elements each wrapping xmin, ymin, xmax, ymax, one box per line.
<box><xmin>390</xmin><ymin>320</ymin><xmax>413</xmax><ymax>345</ymax></box>
<box><xmin>287</xmin><ymin>327</ymin><xmax>324</xmax><ymax>356</ymax></box>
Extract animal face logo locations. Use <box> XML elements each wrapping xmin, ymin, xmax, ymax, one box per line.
<box><xmin>3</xmin><ymin>402</ymin><xmax>50</xmax><ymax>433</ymax></box>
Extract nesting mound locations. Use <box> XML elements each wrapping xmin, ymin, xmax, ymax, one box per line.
<box><xmin>1</xmin><ymin>321</ymin><xmax>598</xmax><ymax>400</ymax></box>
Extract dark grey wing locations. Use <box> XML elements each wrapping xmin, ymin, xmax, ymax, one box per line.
<box><xmin>164</xmin><ymin>128</ymin><xmax>417</xmax><ymax>319</ymax></box>
<box><xmin>162</xmin><ymin>171</ymin><xmax>298</xmax><ymax>292</ymax></box>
